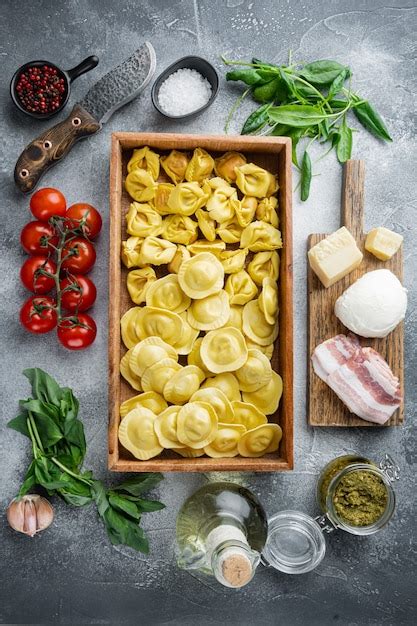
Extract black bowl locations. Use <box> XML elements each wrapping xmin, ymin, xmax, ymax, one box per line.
<box><xmin>10</xmin><ymin>55</ymin><xmax>98</xmax><ymax>120</ymax></box>
<box><xmin>151</xmin><ymin>56</ymin><xmax>219</xmax><ymax>120</ymax></box>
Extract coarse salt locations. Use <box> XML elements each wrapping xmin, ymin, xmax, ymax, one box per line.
<box><xmin>157</xmin><ymin>68</ymin><xmax>212</xmax><ymax>116</ymax></box>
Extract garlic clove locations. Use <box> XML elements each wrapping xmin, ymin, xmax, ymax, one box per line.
<box><xmin>7</xmin><ymin>495</ymin><xmax>54</xmax><ymax>537</ymax></box>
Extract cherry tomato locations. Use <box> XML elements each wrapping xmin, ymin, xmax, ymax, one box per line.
<box><xmin>20</xmin><ymin>256</ymin><xmax>56</xmax><ymax>294</ymax></box>
<box><xmin>20</xmin><ymin>296</ymin><xmax>57</xmax><ymax>334</ymax></box>
<box><xmin>30</xmin><ymin>188</ymin><xmax>66</xmax><ymax>221</ymax></box>
<box><xmin>61</xmin><ymin>237</ymin><xmax>96</xmax><ymax>274</ymax></box>
<box><xmin>57</xmin><ymin>313</ymin><xmax>97</xmax><ymax>350</ymax></box>
<box><xmin>60</xmin><ymin>275</ymin><xmax>97</xmax><ymax>312</ymax></box>
<box><xmin>66</xmin><ymin>203</ymin><xmax>102</xmax><ymax>239</ymax></box>
<box><xmin>20</xmin><ymin>221</ymin><xmax>58</xmax><ymax>255</ymax></box>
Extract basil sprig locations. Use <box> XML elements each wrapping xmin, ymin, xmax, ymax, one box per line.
<box><xmin>8</xmin><ymin>368</ymin><xmax>164</xmax><ymax>553</ymax></box>
<box><xmin>223</xmin><ymin>56</ymin><xmax>392</xmax><ymax>200</ymax></box>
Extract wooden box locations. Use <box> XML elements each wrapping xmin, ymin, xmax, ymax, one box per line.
<box><xmin>108</xmin><ymin>132</ymin><xmax>293</xmax><ymax>472</ymax></box>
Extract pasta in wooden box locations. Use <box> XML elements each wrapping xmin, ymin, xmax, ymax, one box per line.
<box><xmin>109</xmin><ymin>133</ymin><xmax>293</xmax><ymax>472</ymax></box>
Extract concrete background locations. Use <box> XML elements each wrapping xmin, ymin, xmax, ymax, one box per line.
<box><xmin>0</xmin><ymin>0</ymin><xmax>416</xmax><ymax>623</ymax></box>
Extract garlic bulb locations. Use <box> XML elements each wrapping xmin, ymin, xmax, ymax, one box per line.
<box><xmin>7</xmin><ymin>495</ymin><xmax>54</xmax><ymax>537</ymax></box>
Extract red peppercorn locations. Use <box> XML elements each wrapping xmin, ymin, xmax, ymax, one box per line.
<box><xmin>15</xmin><ymin>64</ymin><xmax>66</xmax><ymax>115</ymax></box>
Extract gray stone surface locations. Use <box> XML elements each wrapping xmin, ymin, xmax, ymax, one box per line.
<box><xmin>0</xmin><ymin>0</ymin><xmax>416</xmax><ymax>623</ymax></box>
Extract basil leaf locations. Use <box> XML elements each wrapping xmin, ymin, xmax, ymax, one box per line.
<box><xmin>60</xmin><ymin>387</ymin><xmax>79</xmax><ymax>420</ymax></box>
<box><xmin>353</xmin><ymin>100</ymin><xmax>392</xmax><ymax>142</ymax></box>
<box><xmin>61</xmin><ymin>492</ymin><xmax>93</xmax><ymax>506</ymax></box>
<box><xmin>299</xmin><ymin>60</ymin><xmax>350</xmax><ymax>86</ymax></box>
<box><xmin>253</xmin><ymin>79</ymin><xmax>283</xmax><ymax>103</ymax></box>
<box><xmin>112</xmin><ymin>473</ymin><xmax>163</xmax><ymax>496</ymax></box>
<box><xmin>24</xmin><ymin>368</ymin><xmax>63</xmax><ymax>407</ymax></box>
<box><xmin>135</xmin><ymin>499</ymin><xmax>165</xmax><ymax>513</ymax></box>
<box><xmin>24</xmin><ymin>407</ymin><xmax>63</xmax><ymax>447</ymax></box>
<box><xmin>22</xmin><ymin>398</ymin><xmax>60</xmax><ymax>422</ymax></box>
<box><xmin>241</xmin><ymin>103</ymin><xmax>270</xmax><ymax>134</ymax></box>
<box><xmin>336</xmin><ymin>118</ymin><xmax>353</xmax><ymax>163</ymax></box>
<box><xmin>327</xmin><ymin>69</ymin><xmax>347</xmax><ymax>100</ymax></box>
<box><xmin>8</xmin><ymin>413</ymin><xmax>30</xmax><ymax>438</ymax></box>
<box><xmin>269</xmin><ymin>105</ymin><xmax>328</xmax><ymax>127</ymax></box>
<box><xmin>90</xmin><ymin>480</ymin><xmax>109</xmax><ymax>516</ymax></box>
<box><xmin>286</xmin><ymin>128</ymin><xmax>305</xmax><ymax>167</ymax></box>
<box><xmin>226</xmin><ymin>69</ymin><xmax>263</xmax><ymax>85</ymax></box>
<box><xmin>34</xmin><ymin>458</ymin><xmax>69</xmax><ymax>490</ymax></box>
<box><xmin>18</xmin><ymin>460</ymin><xmax>37</xmax><ymax>496</ymax></box>
<box><xmin>104</xmin><ymin>507</ymin><xmax>149</xmax><ymax>553</ymax></box>
<box><xmin>63</xmin><ymin>418</ymin><xmax>86</xmax><ymax>457</ymax></box>
<box><xmin>301</xmin><ymin>150</ymin><xmax>312</xmax><ymax>201</ymax></box>
<box><xmin>109</xmin><ymin>494</ymin><xmax>141</xmax><ymax>520</ymax></box>
<box><xmin>270</xmin><ymin>124</ymin><xmax>293</xmax><ymax>136</ymax></box>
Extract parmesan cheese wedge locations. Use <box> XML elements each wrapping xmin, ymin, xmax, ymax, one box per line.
<box><xmin>308</xmin><ymin>226</ymin><xmax>363</xmax><ymax>288</ymax></box>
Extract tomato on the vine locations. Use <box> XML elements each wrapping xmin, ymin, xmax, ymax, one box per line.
<box><xmin>57</xmin><ymin>313</ymin><xmax>97</xmax><ymax>349</ymax></box>
<box><xmin>66</xmin><ymin>203</ymin><xmax>102</xmax><ymax>239</ymax></box>
<box><xmin>30</xmin><ymin>188</ymin><xmax>66</xmax><ymax>221</ymax></box>
<box><xmin>61</xmin><ymin>237</ymin><xmax>96</xmax><ymax>274</ymax></box>
<box><xmin>60</xmin><ymin>275</ymin><xmax>97</xmax><ymax>312</ymax></box>
<box><xmin>20</xmin><ymin>296</ymin><xmax>57</xmax><ymax>334</ymax></box>
<box><xmin>20</xmin><ymin>221</ymin><xmax>58</xmax><ymax>255</ymax></box>
<box><xmin>20</xmin><ymin>256</ymin><xmax>56</xmax><ymax>294</ymax></box>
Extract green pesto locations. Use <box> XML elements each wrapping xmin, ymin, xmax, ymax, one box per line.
<box><xmin>333</xmin><ymin>470</ymin><xmax>388</xmax><ymax>527</ymax></box>
<box><xmin>318</xmin><ymin>455</ymin><xmax>370</xmax><ymax>512</ymax></box>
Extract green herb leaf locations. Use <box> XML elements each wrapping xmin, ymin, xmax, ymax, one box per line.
<box><xmin>226</xmin><ymin>69</ymin><xmax>263</xmax><ymax>85</ymax></box>
<box><xmin>8</xmin><ymin>413</ymin><xmax>31</xmax><ymax>438</ymax></box>
<box><xmin>18</xmin><ymin>460</ymin><xmax>37</xmax><ymax>496</ymax></box>
<box><xmin>327</xmin><ymin>69</ymin><xmax>348</xmax><ymax>100</ymax></box>
<box><xmin>336</xmin><ymin>117</ymin><xmax>353</xmax><ymax>163</ymax></box>
<box><xmin>270</xmin><ymin>124</ymin><xmax>293</xmax><ymax>136</ymax></box>
<box><xmin>104</xmin><ymin>507</ymin><xmax>149</xmax><ymax>553</ymax></box>
<box><xmin>286</xmin><ymin>128</ymin><xmax>305</xmax><ymax>167</ymax></box>
<box><xmin>23</xmin><ymin>403</ymin><xmax>63</xmax><ymax>447</ymax></box>
<box><xmin>241</xmin><ymin>103</ymin><xmax>271</xmax><ymax>134</ymax></box>
<box><xmin>91</xmin><ymin>480</ymin><xmax>109</xmax><ymax>516</ymax></box>
<box><xmin>301</xmin><ymin>150</ymin><xmax>312</xmax><ymax>201</ymax></box>
<box><xmin>252</xmin><ymin>79</ymin><xmax>283</xmax><ymax>103</ymax></box>
<box><xmin>300</xmin><ymin>60</ymin><xmax>350</xmax><ymax>86</ymax></box>
<box><xmin>109</xmin><ymin>494</ymin><xmax>141</xmax><ymax>520</ymax></box>
<box><xmin>353</xmin><ymin>100</ymin><xmax>392</xmax><ymax>142</ymax></box>
<box><xmin>23</xmin><ymin>368</ymin><xmax>63</xmax><ymax>407</ymax></box>
<box><xmin>268</xmin><ymin>105</ymin><xmax>329</xmax><ymax>127</ymax></box>
<box><xmin>112</xmin><ymin>474</ymin><xmax>163</xmax><ymax>497</ymax></box>
<box><xmin>135</xmin><ymin>499</ymin><xmax>166</xmax><ymax>513</ymax></box>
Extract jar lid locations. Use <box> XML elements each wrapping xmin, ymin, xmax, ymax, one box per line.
<box><xmin>262</xmin><ymin>510</ymin><xmax>326</xmax><ymax>574</ymax></box>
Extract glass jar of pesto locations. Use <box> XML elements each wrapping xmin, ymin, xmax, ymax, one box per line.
<box><xmin>316</xmin><ymin>454</ymin><xmax>400</xmax><ymax>536</ymax></box>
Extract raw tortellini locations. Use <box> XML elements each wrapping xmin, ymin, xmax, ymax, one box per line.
<box><xmin>161</xmin><ymin>214</ymin><xmax>198</xmax><ymax>245</ymax></box>
<box><xmin>167</xmin><ymin>181</ymin><xmax>207</xmax><ymax>216</ymax></box>
<box><xmin>225</xmin><ymin>270</ymin><xmax>258</xmax><ymax>306</ymax></box>
<box><xmin>201</xmin><ymin>327</ymin><xmax>248</xmax><ymax>373</ymax></box>
<box><xmin>145</xmin><ymin>275</ymin><xmax>190</xmax><ymax>313</ymax></box>
<box><xmin>127</xmin><ymin>146</ymin><xmax>160</xmax><ymax>179</ymax></box>
<box><xmin>125</xmin><ymin>168</ymin><xmax>157</xmax><ymax>202</ymax></box>
<box><xmin>119</xmin><ymin>145</ymin><xmax>285</xmax><ymax>461</ymax></box>
<box><xmin>214</xmin><ymin>151</ymin><xmax>246</xmax><ymax>183</ymax></box>
<box><xmin>240</xmin><ymin>221</ymin><xmax>282</xmax><ymax>252</ymax></box>
<box><xmin>139</xmin><ymin>236</ymin><xmax>177</xmax><ymax>266</ymax></box>
<box><xmin>188</xmin><ymin>290</ymin><xmax>230</xmax><ymax>331</ymax></box>
<box><xmin>178</xmin><ymin>253</ymin><xmax>224</xmax><ymax>299</ymax></box>
<box><xmin>247</xmin><ymin>251</ymin><xmax>280</xmax><ymax>286</ymax></box>
<box><xmin>161</xmin><ymin>150</ymin><xmax>189</xmax><ymax>184</ymax></box>
<box><xmin>127</xmin><ymin>266</ymin><xmax>156</xmax><ymax>305</ymax></box>
<box><xmin>126</xmin><ymin>202</ymin><xmax>162</xmax><ymax>238</ymax></box>
<box><xmin>121</xmin><ymin>236</ymin><xmax>142</xmax><ymax>269</ymax></box>
<box><xmin>118</xmin><ymin>407</ymin><xmax>162</xmax><ymax>460</ymax></box>
<box><xmin>235</xmin><ymin>163</ymin><xmax>278</xmax><ymax>198</ymax></box>
<box><xmin>185</xmin><ymin>148</ymin><xmax>214</xmax><ymax>182</ymax></box>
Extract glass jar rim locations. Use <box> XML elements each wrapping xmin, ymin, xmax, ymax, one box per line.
<box><xmin>325</xmin><ymin>463</ymin><xmax>396</xmax><ymax>535</ymax></box>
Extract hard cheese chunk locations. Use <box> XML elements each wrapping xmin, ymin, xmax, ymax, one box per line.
<box><xmin>365</xmin><ymin>227</ymin><xmax>403</xmax><ymax>261</ymax></box>
<box><xmin>308</xmin><ymin>227</ymin><xmax>363</xmax><ymax>288</ymax></box>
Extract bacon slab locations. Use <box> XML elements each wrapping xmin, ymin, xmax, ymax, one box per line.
<box><xmin>311</xmin><ymin>333</ymin><xmax>360</xmax><ymax>381</ymax></box>
<box><xmin>312</xmin><ymin>335</ymin><xmax>401</xmax><ymax>424</ymax></box>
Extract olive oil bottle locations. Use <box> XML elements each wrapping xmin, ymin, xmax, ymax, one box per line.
<box><xmin>176</xmin><ymin>482</ymin><xmax>268</xmax><ymax>588</ymax></box>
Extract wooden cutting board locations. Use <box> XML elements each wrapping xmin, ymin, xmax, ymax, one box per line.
<box><xmin>307</xmin><ymin>160</ymin><xmax>404</xmax><ymax>427</ymax></box>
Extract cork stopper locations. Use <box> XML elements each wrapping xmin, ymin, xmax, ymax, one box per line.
<box><xmin>221</xmin><ymin>552</ymin><xmax>253</xmax><ymax>588</ymax></box>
